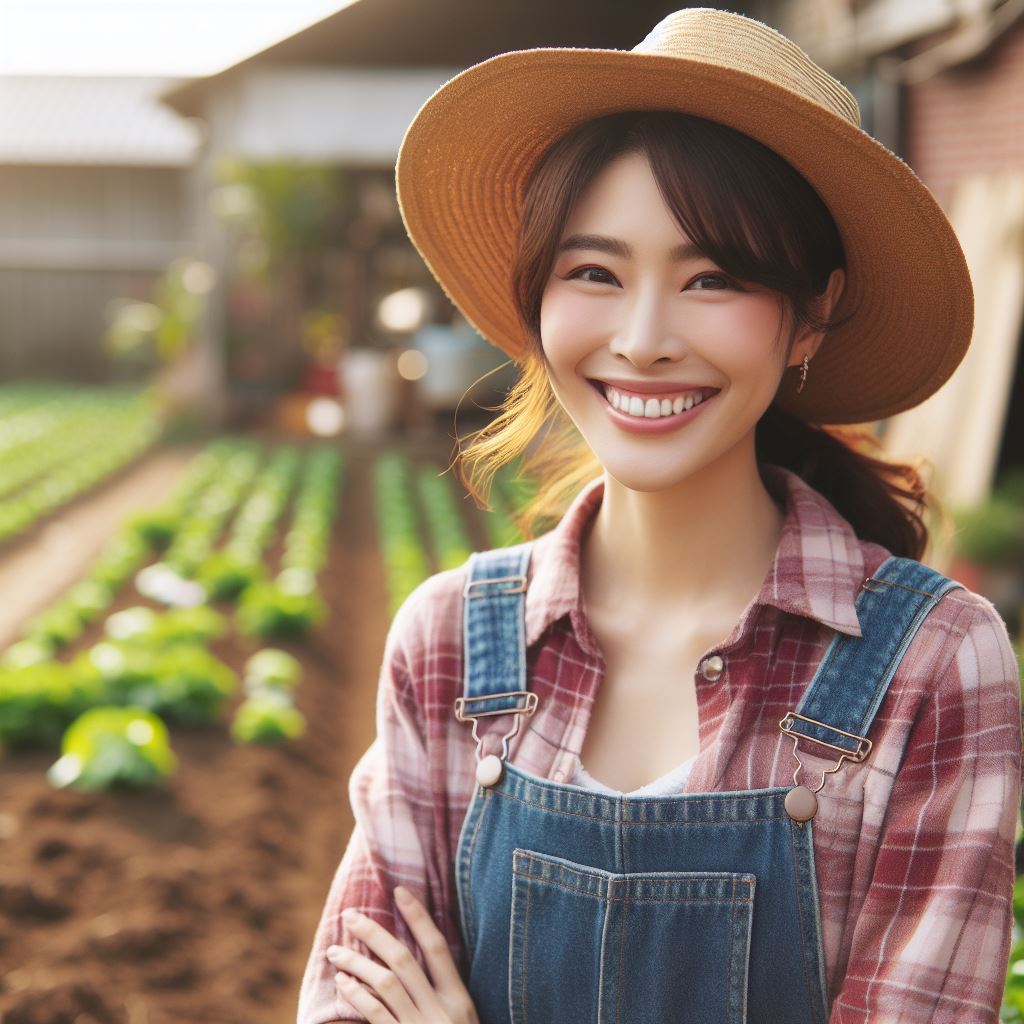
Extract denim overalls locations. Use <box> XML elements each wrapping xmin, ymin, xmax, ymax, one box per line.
<box><xmin>453</xmin><ymin>542</ymin><xmax>962</xmax><ymax>1024</ymax></box>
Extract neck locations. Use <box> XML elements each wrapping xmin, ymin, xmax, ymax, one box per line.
<box><xmin>581</xmin><ymin>446</ymin><xmax>785</xmax><ymax>624</ymax></box>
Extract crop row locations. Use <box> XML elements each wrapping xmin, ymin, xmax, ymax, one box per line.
<box><xmin>236</xmin><ymin>447</ymin><xmax>342</xmax><ymax>639</ymax></box>
<box><xmin>0</xmin><ymin>385</ymin><xmax>162</xmax><ymax>543</ymax></box>
<box><xmin>0</xmin><ymin>438</ymin><xmax>345</xmax><ymax>790</ymax></box>
<box><xmin>374</xmin><ymin>454</ymin><xmax>533</xmax><ymax>620</ymax></box>
<box><xmin>375</xmin><ymin>454</ymin><xmax>431</xmax><ymax>621</ymax></box>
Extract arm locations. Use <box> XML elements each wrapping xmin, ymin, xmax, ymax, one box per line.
<box><xmin>297</xmin><ymin>583</ymin><xmax>462</xmax><ymax>1024</ymax></box>
<box><xmin>829</xmin><ymin>594</ymin><xmax>1023</xmax><ymax>1023</ymax></box>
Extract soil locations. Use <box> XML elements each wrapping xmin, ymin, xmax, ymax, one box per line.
<box><xmin>0</xmin><ymin>446</ymin><xmax>199</xmax><ymax>649</ymax></box>
<box><xmin>0</xmin><ymin>432</ymin><xmax>482</xmax><ymax>1024</ymax></box>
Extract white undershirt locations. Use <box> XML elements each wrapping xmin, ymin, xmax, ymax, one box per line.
<box><xmin>568</xmin><ymin>752</ymin><xmax>699</xmax><ymax>796</ymax></box>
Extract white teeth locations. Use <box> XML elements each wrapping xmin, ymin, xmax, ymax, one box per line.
<box><xmin>605</xmin><ymin>385</ymin><xmax>710</xmax><ymax>419</ymax></box>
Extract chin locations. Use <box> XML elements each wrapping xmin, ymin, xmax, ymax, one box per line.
<box><xmin>598</xmin><ymin>456</ymin><xmax>704</xmax><ymax>494</ymax></box>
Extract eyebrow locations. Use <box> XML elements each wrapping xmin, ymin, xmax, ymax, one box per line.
<box><xmin>556</xmin><ymin>233</ymin><xmax>705</xmax><ymax>262</ymax></box>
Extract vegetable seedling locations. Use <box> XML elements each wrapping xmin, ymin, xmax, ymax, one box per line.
<box><xmin>230</xmin><ymin>693</ymin><xmax>306</xmax><ymax>745</ymax></box>
<box><xmin>47</xmin><ymin>706</ymin><xmax>177</xmax><ymax>791</ymax></box>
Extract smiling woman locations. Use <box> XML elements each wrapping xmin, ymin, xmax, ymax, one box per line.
<box><xmin>474</xmin><ymin>110</ymin><xmax>913</xmax><ymax>557</ymax></box>
<box><xmin>299</xmin><ymin>8</ymin><xmax>1021</xmax><ymax>1024</ymax></box>
<box><xmin>534</xmin><ymin>136</ymin><xmax>845</xmax><ymax>482</ymax></box>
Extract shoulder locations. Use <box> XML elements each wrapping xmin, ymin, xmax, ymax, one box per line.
<box><xmin>385</xmin><ymin>561</ymin><xmax>471</xmax><ymax>675</ymax></box>
<box><xmin>891</xmin><ymin>568</ymin><xmax>1021</xmax><ymax>751</ymax></box>
<box><xmin>391</xmin><ymin>563</ymin><xmax>470</xmax><ymax>642</ymax></box>
<box><xmin>853</xmin><ymin>543</ymin><xmax>1016</xmax><ymax>684</ymax></box>
<box><xmin>898</xmin><ymin>566</ymin><xmax>1016</xmax><ymax>682</ymax></box>
<box><xmin>388</xmin><ymin>538</ymin><xmax>549</xmax><ymax>657</ymax></box>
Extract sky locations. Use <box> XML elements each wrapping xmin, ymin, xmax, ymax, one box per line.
<box><xmin>0</xmin><ymin>0</ymin><xmax>357</xmax><ymax>77</ymax></box>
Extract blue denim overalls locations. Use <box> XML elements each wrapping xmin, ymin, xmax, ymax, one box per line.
<box><xmin>453</xmin><ymin>542</ymin><xmax>962</xmax><ymax>1024</ymax></box>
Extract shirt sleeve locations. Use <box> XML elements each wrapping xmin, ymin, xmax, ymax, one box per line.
<box><xmin>829</xmin><ymin>592</ymin><xmax>1023</xmax><ymax>1023</ymax></box>
<box><xmin>296</xmin><ymin>579</ymin><xmax>460</xmax><ymax>1024</ymax></box>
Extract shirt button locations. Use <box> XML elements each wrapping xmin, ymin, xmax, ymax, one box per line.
<box><xmin>700</xmin><ymin>655</ymin><xmax>724</xmax><ymax>681</ymax></box>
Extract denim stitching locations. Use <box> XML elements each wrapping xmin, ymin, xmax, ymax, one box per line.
<box><xmin>460</xmin><ymin>788</ymin><xmax>491</xmax><ymax>955</ymax></box>
<box><xmin>789</xmin><ymin>818</ymin><xmax>816</xmax><ymax>1022</ymax></box>
<box><xmin>513</xmin><ymin>872</ymin><xmax>754</xmax><ymax>903</ymax></box>
<box><xmin>614</xmin><ymin>886</ymin><xmax>628</xmax><ymax>1024</ymax></box>
<box><xmin>521</xmin><ymin>874</ymin><xmax>532</xmax><ymax>1024</ymax></box>
<box><xmin>597</xmin><ymin>889</ymin><xmax>612</xmax><ymax>1024</ymax></box>
<box><xmin>493</xmin><ymin>785</ymin><xmax>788</xmax><ymax>824</ymax></box>
<box><xmin>727</xmin><ymin>878</ymin><xmax>737</xmax><ymax>1024</ymax></box>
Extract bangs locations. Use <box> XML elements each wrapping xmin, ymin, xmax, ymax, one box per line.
<box><xmin>512</xmin><ymin>110</ymin><xmax>848</xmax><ymax>354</ymax></box>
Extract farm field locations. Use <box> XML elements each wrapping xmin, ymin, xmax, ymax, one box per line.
<box><xmin>0</xmin><ymin>427</ymin><xmax>512</xmax><ymax>1024</ymax></box>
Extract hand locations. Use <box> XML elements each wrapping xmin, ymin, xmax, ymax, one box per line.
<box><xmin>326</xmin><ymin>886</ymin><xmax>479</xmax><ymax>1024</ymax></box>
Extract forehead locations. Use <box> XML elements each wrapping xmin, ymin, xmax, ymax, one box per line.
<box><xmin>560</xmin><ymin>150</ymin><xmax>692</xmax><ymax>245</ymax></box>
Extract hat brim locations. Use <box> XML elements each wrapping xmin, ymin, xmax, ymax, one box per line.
<box><xmin>396</xmin><ymin>47</ymin><xmax>973</xmax><ymax>425</ymax></box>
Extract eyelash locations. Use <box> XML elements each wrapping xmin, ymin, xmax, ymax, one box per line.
<box><xmin>566</xmin><ymin>266</ymin><xmax>740</xmax><ymax>291</ymax></box>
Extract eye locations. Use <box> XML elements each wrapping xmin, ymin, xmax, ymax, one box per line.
<box><xmin>566</xmin><ymin>265</ymin><xmax>620</xmax><ymax>286</ymax></box>
<box><xmin>688</xmin><ymin>273</ymin><xmax>736</xmax><ymax>291</ymax></box>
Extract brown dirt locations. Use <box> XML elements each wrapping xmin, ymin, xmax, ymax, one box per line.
<box><xmin>0</xmin><ymin>445</ymin><xmax>199</xmax><ymax>649</ymax></box>
<box><xmin>0</xmin><ymin>435</ymin><xmax>469</xmax><ymax>1024</ymax></box>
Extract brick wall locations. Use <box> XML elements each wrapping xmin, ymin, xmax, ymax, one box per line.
<box><xmin>904</xmin><ymin>21</ymin><xmax>1024</xmax><ymax>209</ymax></box>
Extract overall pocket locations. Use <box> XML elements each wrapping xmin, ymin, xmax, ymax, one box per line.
<box><xmin>508</xmin><ymin>848</ymin><xmax>755</xmax><ymax>1024</ymax></box>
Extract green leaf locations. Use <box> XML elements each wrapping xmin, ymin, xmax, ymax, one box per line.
<box><xmin>49</xmin><ymin>706</ymin><xmax>177</xmax><ymax>791</ymax></box>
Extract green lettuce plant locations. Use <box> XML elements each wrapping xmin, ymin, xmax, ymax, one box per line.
<box><xmin>236</xmin><ymin>583</ymin><xmax>326</xmax><ymax>639</ymax></box>
<box><xmin>0</xmin><ymin>661</ymin><xmax>105</xmax><ymax>749</ymax></box>
<box><xmin>243</xmin><ymin>648</ymin><xmax>302</xmax><ymax>693</ymax></box>
<box><xmin>72</xmin><ymin>641</ymin><xmax>237</xmax><ymax>726</ymax></box>
<box><xmin>230</xmin><ymin>692</ymin><xmax>306</xmax><ymax>745</ymax></box>
<box><xmin>47</xmin><ymin>706</ymin><xmax>177</xmax><ymax>791</ymax></box>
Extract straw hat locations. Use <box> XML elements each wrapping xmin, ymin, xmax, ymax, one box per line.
<box><xmin>395</xmin><ymin>7</ymin><xmax>973</xmax><ymax>426</ymax></box>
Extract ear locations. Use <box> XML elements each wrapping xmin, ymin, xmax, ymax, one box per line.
<box><xmin>788</xmin><ymin>267</ymin><xmax>845</xmax><ymax>367</ymax></box>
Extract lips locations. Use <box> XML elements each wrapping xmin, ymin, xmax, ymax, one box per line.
<box><xmin>589</xmin><ymin>376</ymin><xmax>719</xmax><ymax>434</ymax></box>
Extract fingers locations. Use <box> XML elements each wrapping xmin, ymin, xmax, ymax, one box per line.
<box><xmin>394</xmin><ymin>888</ymin><xmax>479</xmax><ymax>1024</ymax></box>
<box><xmin>328</xmin><ymin>909</ymin><xmax>439</xmax><ymax>1020</ymax></box>
<box><xmin>334</xmin><ymin>970</ymin><xmax>399</xmax><ymax>1024</ymax></box>
<box><xmin>393</xmin><ymin>886</ymin><xmax>464</xmax><ymax>992</ymax></box>
<box><xmin>330</xmin><ymin>944</ymin><xmax>416</xmax><ymax>1021</ymax></box>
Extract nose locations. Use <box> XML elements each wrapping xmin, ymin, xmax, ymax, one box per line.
<box><xmin>607</xmin><ymin>288</ymin><xmax>685</xmax><ymax>368</ymax></box>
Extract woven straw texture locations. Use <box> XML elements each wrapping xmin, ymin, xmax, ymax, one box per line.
<box><xmin>396</xmin><ymin>7</ymin><xmax>973</xmax><ymax>425</ymax></box>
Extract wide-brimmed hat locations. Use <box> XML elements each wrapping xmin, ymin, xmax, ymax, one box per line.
<box><xmin>395</xmin><ymin>7</ymin><xmax>973</xmax><ymax>426</ymax></box>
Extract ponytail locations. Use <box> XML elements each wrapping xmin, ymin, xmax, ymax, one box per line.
<box><xmin>756</xmin><ymin>404</ymin><xmax>931</xmax><ymax>560</ymax></box>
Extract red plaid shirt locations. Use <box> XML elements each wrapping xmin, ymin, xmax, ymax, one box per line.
<box><xmin>298</xmin><ymin>465</ymin><xmax>1023</xmax><ymax>1024</ymax></box>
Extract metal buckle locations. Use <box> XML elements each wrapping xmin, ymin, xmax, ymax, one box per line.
<box><xmin>455</xmin><ymin>692</ymin><xmax>538</xmax><ymax>763</ymax></box>
<box><xmin>779</xmin><ymin>710</ymin><xmax>871</xmax><ymax>807</ymax></box>
<box><xmin>860</xmin><ymin>574</ymin><xmax>938</xmax><ymax>598</ymax></box>
<box><xmin>463</xmin><ymin>574</ymin><xmax>528</xmax><ymax>599</ymax></box>
<box><xmin>454</xmin><ymin>692</ymin><xmax>538</xmax><ymax>720</ymax></box>
<box><xmin>778</xmin><ymin>710</ymin><xmax>871</xmax><ymax>761</ymax></box>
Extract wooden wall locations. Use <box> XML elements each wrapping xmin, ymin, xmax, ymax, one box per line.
<box><xmin>0</xmin><ymin>164</ymin><xmax>190</xmax><ymax>381</ymax></box>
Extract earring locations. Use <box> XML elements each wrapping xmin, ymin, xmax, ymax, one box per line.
<box><xmin>797</xmin><ymin>354</ymin><xmax>810</xmax><ymax>393</ymax></box>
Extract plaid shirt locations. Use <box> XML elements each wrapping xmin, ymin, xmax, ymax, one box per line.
<box><xmin>298</xmin><ymin>465</ymin><xmax>1023</xmax><ymax>1024</ymax></box>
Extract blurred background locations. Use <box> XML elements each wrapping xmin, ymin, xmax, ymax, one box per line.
<box><xmin>0</xmin><ymin>1</ymin><xmax>1021</xmax><ymax>1022</ymax></box>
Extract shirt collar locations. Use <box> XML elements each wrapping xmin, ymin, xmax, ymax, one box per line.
<box><xmin>524</xmin><ymin>464</ymin><xmax>869</xmax><ymax>650</ymax></box>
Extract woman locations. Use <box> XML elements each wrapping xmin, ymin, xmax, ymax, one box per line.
<box><xmin>298</xmin><ymin>9</ymin><xmax>1022</xmax><ymax>1023</ymax></box>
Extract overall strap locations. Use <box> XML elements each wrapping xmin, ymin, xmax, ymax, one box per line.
<box><xmin>456</xmin><ymin>541</ymin><xmax>536</xmax><ymax>721</ymax></box>
<box><xmin>781</xmin><ymin>555</ymin><xmax>965</xmax><ymax>758</ymax></box>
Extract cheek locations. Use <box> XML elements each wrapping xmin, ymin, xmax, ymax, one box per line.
<box><xmin>704</xmin><ymin>299</ymin><xmax>785</xmax><ymax>378</ymax></box>
<box><xmin>539</xmin><ymin>287</ymin><xmax>600</xmax><ymax>363</ymax></box>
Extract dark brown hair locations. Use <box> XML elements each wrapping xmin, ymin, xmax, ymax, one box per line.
<box><xmin>457</xmin><ymin>110</ymin><xmax>939</xmax><ymax>560</ymax></box>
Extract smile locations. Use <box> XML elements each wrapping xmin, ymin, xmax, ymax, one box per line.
<box><xmin>588</xmin><ymin>379</ymin><xmax>720</xmax><ymax>434</ymax></box>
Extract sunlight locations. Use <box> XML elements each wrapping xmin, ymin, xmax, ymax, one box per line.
<box><xmin>0</xmin><ymin>0</ymin><xmax>360</xmax><ymax>76</ymax></box>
